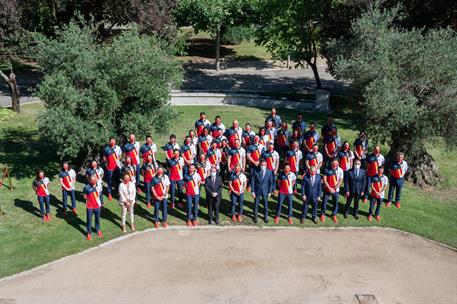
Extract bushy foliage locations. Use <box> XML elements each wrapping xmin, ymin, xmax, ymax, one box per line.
<box><xmin>34</xmin><ymin>22</ymin><xmax>182</xmax><ymax>159</ymax></box>
<box><xmin>221</xmin><ymin>26</ymin><xmax>254</xmax><ymax>45</ymax></box>
<box><xmin>330</xmin><ymin>2</ymin><xmax>457</xmax><ymax>185</ymax></box>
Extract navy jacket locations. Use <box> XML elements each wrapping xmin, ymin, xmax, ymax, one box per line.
<box><xmin>251</xmin><ymin>168</ymin><xmax>274</xmax><ymax>196</ymax></box>
<box><xmin>301</xmin><ymin>174</ymin><xmax>322</xmax><ymax>202</ymax></box>
<box><xmin>344</xmin><ymin>168</ymin><xmax>366</xmax><ymax>195</ymax></box>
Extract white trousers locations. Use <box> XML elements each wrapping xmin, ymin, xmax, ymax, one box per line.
<box><xmin>121</xmin><ymin>203</ymin><xmax>135</xmax><ymax>226</ymax></box>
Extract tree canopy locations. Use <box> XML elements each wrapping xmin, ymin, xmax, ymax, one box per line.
<box><xmin>330</xmin><ymin>2</ymin><xmax>457</xmax><ymax>186</ymax></box>
<box><xmin>254</xmin><ymin>0</ymin><xmax>324</xmax><ymax>88</ymax></box>
<box><xmin>34</xmin><ymin>22</ymin><xmax>182</xmax><ymax>160</ymax></box>
<box><xmin>175</xmin><ymin>0</ymin><xmax>257</xmax><ymax>70</ymax></box>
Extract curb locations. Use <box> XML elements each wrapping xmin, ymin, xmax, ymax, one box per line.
<box><xmin>0</xmin><ymin>226</ymin><xmax>455</xmax><ymax>284</ymax></box>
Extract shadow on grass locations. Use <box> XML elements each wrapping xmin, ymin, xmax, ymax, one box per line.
<box><xmin>0</xmin><ymin>128</ymin><xmax>58</xmax><ymax>179</ymax></box>
<box><xmin>14</xmin><ymin>198</ymin><xmax>42</xmax><ymax>218</ymax></box>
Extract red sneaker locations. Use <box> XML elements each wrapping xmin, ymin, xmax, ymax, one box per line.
<box><xmin>368</xmin><ymin>215</ymin><xmax>373</xmax><ymax>221</ymax></box>
<box><xmin>386</xmin><ymin>201</ymin><xmax>391</xmax><ymax>207</ymax></box>
<box><xmin>237</xmin><ymin>215</ymin><xmax>242</xmax><ymax>222</ymax></box>
<box><xmin>363</xmin><ymin>197</ymin><xmax>368</xmax><ymax>204</ymax></box>
<box><xmin>186</xmin><ymin>220</ymin><xmax>192</xmax><ymax>227</ymax></box>
<box><xmin>147</xmin><ymin>202</ymin><xmax>151</xmax><ymax>209</ymax></box>
<box><xmin>163</xmin><ymin>221</ymin><xmax>168</xmax><ymax>228</ymax></box>
<box><xmin>232</xmin><ymin>215</ymin><xmax>237</xmax><ymax>222</ymax></box>
<box><xmin>154</xmin><ymin>221</ymin><xmax>159</xmax><ymax>228</ymax></box>
<box><xmin>137</xmin><ymin>187</ymin><xmax>143</xmax><ymax>194</ymax></box>
<box><xmin>97</xmin><ymin>231</ymin><xmax>103</xmax><ymax>238</ymax></box>
<box><xmin>288</xmin><ymin>217</ymin><xmax>293</xmax><ymax>225</ymax></box>
<box><xmin>86</xmin><ymin>233</ymin><xmax>92</xmax><ymax>241</ymax></box>
<box><xmin>395</xmin><ymin>202</ymin><xmax>401</xmax><ymax>209</ymax></box>
<box><xmin>375</xmin><ymin>215</ymin><xmax>381</xmax><ymax>222</ymax></box>
<box><xmin>42</xmin><ymin>215</ymin><xmax>47</xmax><ymax>222</ymax></box>
<box><xmin>192</xmin><ymin>220</ymin><xmax>197</xmax><ymax>227</ymax></box>
<box><xmin>274</xmin><ymin>216</ymin><xmax>279</xmax><ymax>224</ymax></box>
<box><xmin>47</xmin><ymin>214</ymin><xmax>51</xmax><ymax>222</ymax></box>
<box><xmin>108</xmin><ymin>194</ymin><xmax>113</xmax><ymax>201</ymax></box>
<box><xmin>320</xmin><ymin>215</ymin><xmax>325</xmax><ymax>222</ymax></box>
<box><xmin>72</xmin><ymin>208</ymin><xmax>77</xmax><ymax>216</ymax></box>
<box><xmin>332</xmin><ymin>215</ymin><xmax>338</xmax><ymax>224</ymax></box>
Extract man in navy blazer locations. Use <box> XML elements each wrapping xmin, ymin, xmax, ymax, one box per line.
<box><xmin>251</xmin><ymin>159</ymin><xmax>275</xmax><ymax>223</ymax></box>
<box><xmin>301</xmin><ymin>166</ymin><xmax>322</xmax><ymax>224</ymax></box>
<box><xmin>343</xmin><ymin>158</ymin><xmax>366</xmax><ymax>219</ymax></box>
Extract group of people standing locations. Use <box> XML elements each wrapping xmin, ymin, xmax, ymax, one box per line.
<box><xmin>32</xmin><ymin>108</ymin><xmax>408</xmax><ymax>240</ymax></box>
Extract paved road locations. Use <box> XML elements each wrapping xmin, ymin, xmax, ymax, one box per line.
<box><xmin>0</xmin><ymin>227</ymin><xmax>455</xmax><ymax>304</ymax></box>
<box><xmin>0</xmin><ymin>62</ymin><xmax>346</xmax><ymax>107</ymax></box>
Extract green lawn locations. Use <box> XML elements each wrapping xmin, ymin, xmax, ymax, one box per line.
<box><xmin>177</xmin><ymin>28</ymin><xmax>271</xmax><ymax>62</ymax></box>
<box><xmin>0</xmin><ymin>103</ymin><xmax>456</xmax><ymax>278</ymax></box>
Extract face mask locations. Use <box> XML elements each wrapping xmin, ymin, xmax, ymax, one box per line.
<box><xmin>210</xmin><ymin>172</ymin><xmax>217</xmax><ymax>177</ymax></box>
<box><xmin>310</xmin><ymin>171</ymin><xmax>316</xmax><ymax>176</ymax></box>
<box><xmin>354</xmin><ymin>164</ymin><xmax>361</xmax><ymax>169</ymax></box>
<box><xmin>261</xmin><ymin>165</ymin><xmax>266</xmax><ymax>171</ymax></box>
<box><xmin>332</xmin><ymin>166</ymin><xmax>338</xmax><ymax>170</ymax></box>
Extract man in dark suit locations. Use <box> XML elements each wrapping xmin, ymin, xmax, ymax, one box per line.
<box><xmin>251</xmin><ymin>159</ymin><xmax>275</xmax><ymax>223</ymax></box>
<box><xmin>205</xmin><ymin>165</ymin><xmax>222</xmax><ymax>224</ymax></box>
<box><xmin>343</xmin><ymin>158</ymin><xmax>366</xmax><ymax>219</ymax></box>
<box><xmin>301</xmin><ymin>166</ymin><xmax>322</xmax><ymax>224</ymax></box>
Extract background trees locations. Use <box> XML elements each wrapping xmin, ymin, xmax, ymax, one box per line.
<box><xmin>175</xmin><ymin>0</ymin><xmax>257</xmax><ymax>71</ymax></box>
<box><xmin>254</xmin><ymin>0</ymin><xmax>324</xmax><ymax>89</ymax></box>
<box><xmin>330</xmin><ymin>3</ymin><xmax>457</xmax><ymax>186</ymax></box>
<box><xmin>34</xmin><ymin>22</ymin><xmax>182</xmax><ymax>160</ymax></box>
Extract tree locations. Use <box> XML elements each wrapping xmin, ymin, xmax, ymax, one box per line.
<box><xmin>255</xmin><ymin>0</ymin><xmax>324</xmax><ymax>89</ymax></box>
<box><xmin>330</xmin><ymin>3</ymin><xmax>457</xmax><ymax>186</ymax></box>
<box><xmin>175</xmin><ymin>0</ymin><xmax>257</xmax><ymax>71</ymax></box>
<box><xmin>34</xmin><ymin>22</ymin><xmax>182</xmax><ymax>160</ymax></box>
<box><xmin>18</xmin><ymin>0</ymin><xmax>178</xmax><ymax>39</ymax></box>
<box><xmin>0</xmin><ymin>0</ymin><xmax>22</xmax><ymax>113</ymax></box>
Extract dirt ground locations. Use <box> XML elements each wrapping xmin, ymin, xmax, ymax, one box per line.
<box><xmin>0</xmin><ymin>227</ymin><xmax>456</xmax><ymax>304</ymax></box>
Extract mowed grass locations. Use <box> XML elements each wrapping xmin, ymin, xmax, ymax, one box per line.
<box><xmin>0</xmin><ymin>103</ymin><xmax>456</xmax><ymax>278</ymax></box>
<box><xmin>177</xmin><ymin>28</ymin><xmax>271</xmax><ymax>62</ymax></box>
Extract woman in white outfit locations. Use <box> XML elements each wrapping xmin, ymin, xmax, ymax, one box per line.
<box><xmin>118</xmin><ymin>172</ymin><xmax>136</xmax><ymax>232</ymax></box>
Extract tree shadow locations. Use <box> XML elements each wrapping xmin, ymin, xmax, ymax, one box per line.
<box><xmin>0</xmin><ymin>128</ymin><xmax>58</xmax><ymax>179</ymax></box>
<box><xmin>186</xmin><ymin>38</ymin><xmax>237</xmax><ymax>59</ymax></box>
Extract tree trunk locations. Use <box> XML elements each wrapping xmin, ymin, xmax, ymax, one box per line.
<box><xmin>307</xmin><ymin>61</ymin><xmax>322</xmax><ymax>89</ymax></box>
<box><xmin>0</xmin><ymin>71</ymin><xmax>20</xmax><ymax>113</ymax></box>
<box><xmin>215</xmin><ymin>25</ymin><xmax>221</xmax><ymax>72</ymax></box>
<box><xmin>389</xmin><ymin>136</ymin><xmax>441</xmax><ymax>187</ymax></box>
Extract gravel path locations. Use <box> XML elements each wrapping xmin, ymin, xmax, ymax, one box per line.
<box><xmin>0</xmin><ymin>227</ymin><xmax>455</xmax><ymax>304</ymax></box>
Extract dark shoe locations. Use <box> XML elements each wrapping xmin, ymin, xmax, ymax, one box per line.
<box><xmin>208</xmin><ymin>220</ymin><xmax>212</xmax><ymax>225</ymax></box>
<box><xmin>215</xmin><ymin>219</ymin><xmax>220</xmax><ymax>225</ymax></box>
<box><xmin>343</xmin><ymin>213</ymin><xmax>348</xmax><ymax>219</ymax></box>
<box><xmin>300</xmin><ymin>218</ymin><xmax>304</xmax><ymax>224</ymax></box>
<box><xmin>312</xmin><ymin>217</ymin><xmax>318</xmax><ymax>224</ymax></box>
<box><xmin>253</xmin><ymin>217</ymin><xmax>258</xmax><ymax>224</ymax></box>
<box><xmin>354</xmin><ymin>214</ymin><xmax>359</xmax><ymax>220</ymax></box>
<box><xmin>264</xmin><ymin>218</ymin><xmax>269</xmax><ymax>224</ymax></box>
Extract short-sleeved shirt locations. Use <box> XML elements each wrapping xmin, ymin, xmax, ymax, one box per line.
<box><xmin>324</xmin><ymin>167</ymin><xmax>344</xmax><ymax>192</ymax></box>
<box><xmin>33</xmin><ymin>177</ymin><xmax>50</xmax><ymax>197</ymax></box>
<box><xmin>167</xmin><ymin>157</ymin><xmax>184</xmax><ymax>181</ymax></box>
<box><xmin>370</xmin><ymin>174</ymin><xmax>389</xmax><ymax>199</ymax></box>
<box><xmin>59</xmin><ymin>169</ymin><xmax>76</xmax><ymax>190</ymax></box>
<box><xmin>278</xmin><ymin>172</ymin><xmax>297</xmax><ymax>194</ymax></box>
<box><xmin>230</xmin><ymin>172</ymin><xmax>247</xmax><ymax>194</ymax></box>
<box><xmin>123</xmin><ymin>141</ymin><xmax>140</xmax><ymax>165</ymax></box>
<box><xmin>83</xmin><ymin>183</ymin><xmax>102</xmax><ymax>209</ymax></box>
<box><xmin>104</xmin><ymin>145</ymin><xmax>122</xmax><ymax>170</ymax></box>
<box><xmin>140</xmin><ymin>143</ymin><xmax>157</xmax><ymax>163</ymax></box>
<box><xmin>142</xmin><ymin>162</ymin><xmax>156</xmax><ymax>183</ymax></box>
<box><xmin>390</xmin><ymin>160</ymin><xmax>408</xmax><ymax>179</ymax></box>
<box><xmin>151</xmin><ymin>175</ymin><xmax>171</xmax><ymax>198</ymax></box>
<box><xmin>286</xmin><ymin>149</ymin><xmax>303</xmax><ymax>173</ymax></box>
<box><xmin>184</xmin><ymin>173</ymin><xmax>202</xmax><ymax>196</ymax></box>
<box><xmin>305</xmin><ymin>152</ymin><xmax>323</xmax><ymax>173</ymax></box>
<box><xmin>195</xmin><ymin>119</ymin><xmax>211</xmax><ymax>136</ymax></box>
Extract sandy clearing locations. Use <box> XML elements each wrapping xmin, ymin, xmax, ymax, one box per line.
<box><xmin>0</xmin><ymin>227</ymin><xmax>456</xmax><ymax>304</ymax></box>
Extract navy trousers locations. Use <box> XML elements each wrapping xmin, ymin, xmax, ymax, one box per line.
<box><xmin>86</xmin><ymin>207</ymin><xmax>101</xmax><ymax>234</ymax></box>
<box><xmin>37</xmin><ymin>195</ymin><xmax>50</xmax><ymax>216</ymax></box>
